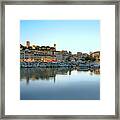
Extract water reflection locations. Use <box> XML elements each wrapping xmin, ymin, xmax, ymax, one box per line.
<box><xmin>20</xmin><ymin>67</ymin><xmax>100</xmax><ymax>100</ymax></box>
<box><xmin>20</xmin><ymin>68</ymin><xmax>100</xmax><ymax>84</ymax></box>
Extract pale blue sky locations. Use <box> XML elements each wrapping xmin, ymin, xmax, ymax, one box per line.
<box><xmin>20</xmin><ymin>20</ymin><xmax>100</xmax><ymax>54</ymax></box>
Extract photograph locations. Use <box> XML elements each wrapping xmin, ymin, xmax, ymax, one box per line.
<box><xmin>20</xmin><ymin>20</ymin><xmax>100</xmax><ymax>100</ymax></box>
<box><xmin>2</xmin><ymin>1</ymin><xmax>118</xmax><ymax>118</ymax></box>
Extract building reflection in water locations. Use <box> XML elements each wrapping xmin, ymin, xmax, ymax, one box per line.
<box><xmin>20</xmin><ymin>68</ymin><xmax>100</xmax><ymax>84</ymax></box>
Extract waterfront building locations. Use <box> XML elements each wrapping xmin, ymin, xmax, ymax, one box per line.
<box><xmin>90</xmin><ymin>51</ymin><xmax>100</xmax><ymax>62</ymax></box>
<box><xmin>20</xmin><ymin>49</ymin><xmax>57</xmax><ymax>62</ymax></box>
<box><xmin>81</xmin><ymin>53</ymin><xmax>89</xmax><ymax>58</ymax></box>
<box><xmin>54</xmin><ymin>51</ymin><xmax>63</xmax><ymax>62</ymax></box>
<box><xmin>77</xmin><ymin>52</ymin><xmax>82</xmax><ymax>58</ymax></box>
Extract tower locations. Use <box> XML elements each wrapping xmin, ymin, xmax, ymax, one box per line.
<box><xmin>26</xmin><ymin>41</ymin><xmax>30</xmax><ymax>48</ymax></box>
<box><xmin>54</xmin><ymin>44</ymin><xmax>56</xmax><ymax>50</ymax></box>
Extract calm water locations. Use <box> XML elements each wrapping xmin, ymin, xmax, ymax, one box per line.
<box><xmin>20</xmin><ymin>68</ymin><xmax>100</xmax><ymax>100</ymax></box>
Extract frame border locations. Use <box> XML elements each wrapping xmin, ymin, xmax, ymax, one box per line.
<box><xmin>0</xmin><ymin>0</ymin><xmax>119</xmax><ymax>119</ymax></box>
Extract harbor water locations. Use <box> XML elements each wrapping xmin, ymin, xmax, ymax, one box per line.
<box><xmin>20</xmin><ymin>68</ymin><xmax>100</xmax><ymax>100</ymax></box>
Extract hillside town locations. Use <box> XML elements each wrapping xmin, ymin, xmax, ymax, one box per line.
<box><xmin>20</xmin><ymin>41</ymin><xmax>100</xmax><ymax>68</ymax></box>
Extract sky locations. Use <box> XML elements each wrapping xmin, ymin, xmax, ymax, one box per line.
<box><xmin>20</xmin><ymin>20</ymin><xmax>100</xmax><ymax>54</ymax></box>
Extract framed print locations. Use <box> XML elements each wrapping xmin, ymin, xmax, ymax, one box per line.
<box><xmin>0</xmin><ymin>0</ymin><xmax>119</xmax><ymax>119</ymax></box>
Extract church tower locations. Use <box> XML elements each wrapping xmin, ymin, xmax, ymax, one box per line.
<box><xmin>54</xmin><ymin>44</ymin><xmax>56</xmax><ymax>50</ymax></box>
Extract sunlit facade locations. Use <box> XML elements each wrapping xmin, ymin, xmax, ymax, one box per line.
<box><xmin>20</xmin><ymin>41</ymin><xmax>61</xmax><ymax>62</ymax></box>
<box><xmin>20</xmin><ymin>41</ymin><xmax>100</xmax><ymax>63</ymax></box>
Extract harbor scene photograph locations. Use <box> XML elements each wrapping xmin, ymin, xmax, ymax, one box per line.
<box><xmin>20</xmin><ymin>20</ymin><xmax>100</xmax><ymax>100</ymax></box>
